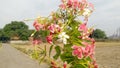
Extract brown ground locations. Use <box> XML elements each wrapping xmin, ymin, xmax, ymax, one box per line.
<box><xmin>10</xmin><ymin>42</ymin><xmax>120</xmax><ymax>68</ymax></box>
<box><xmin>0</xmin><ymin>44</ymin><xmax>49</xmax><ymax>68</ymax></box>
<box><xmin>95</xmin><ymin>42</ymin><xmax>120</xmax><ymax>68</ymax></box>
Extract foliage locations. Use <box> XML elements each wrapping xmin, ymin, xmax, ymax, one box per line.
<box><xmin>0</xmin><ymin>29</ymin><xmax>10</xmax><ymax>42</ymax></box>
<box><xmin>91</xmin><ymin>29</ymin><xmax>107</xmax><ymax>39</ymax></box>
<box><xmin>0</xmin><ymin>41</ymin><xmax>2</xmax><ymax>47</ymax></box>
<box><xmin>28</xmin><ymin>0</ymin><xmax>98</xmax><ymax>68</ymax></box>
<box><xmin>53</xmin><ymin>46</ymin><xmax>61</xmax><ymax>60</ymax></box>
<box><xmin>3</xmin><ymin>21</ymin><xmax>31</xmax><ymax>40</ymax></box>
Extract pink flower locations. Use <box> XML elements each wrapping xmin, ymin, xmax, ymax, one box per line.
<box><xmin>88</xmin><ymin>3</ymin><xmax>94</xmax><ymax>10</ymax></box>
<box><xmin>82</xmin><ymin>41</ymin><xmax>89</xmax><ymax>46</ymax></box>
<box><xmin>86</xmin><ymin>38</ymin><xmax>95</xmax><ymax>44</ymax></box>
<box><xmin>81</xmin><ymin>35</ymin><xmax>95</xmax><ymax>44</ymax></box>
<box><xmin>61</xmin><ymin>0</ymin><xmax>64</xmax><ymax>2</ymax></box>
<box><xmin>51</xmin><ymin>61</ymin><xmax>57</xmax><ymax>68</ymax></box>
<box><xmin>67</xmin><ymin>0</ymin><xmax>73</xmax><ymax>7</ymax></box>
<box><xmin>59</xmin><ymin>4</ymin><xmax>66</xmax><ymax>10</ymax></box>
<box><xmin>33</xmin><ymin>21</ymin><xmax>44</xmax><ymax>31</ymax></box>
<box><xmin>78</xmin><ymin>23</ymin><xmax>87</xmax><ymax>32</ymax></box>
<box><xmin>63</xmin><ymin>62</ymin><xmax>67</xmax><ymax>68</ymax></box>
<box><xmin>81</xmin><ymin>33</ymin><xmax>89</xmax><ymax>39</ymax></box>
<box><xmin>81</xmin><ymin>0</ymin><xmax>88</xmax><ymax>3</ymax></box>
<box><xmin>84</xmin><ymin>44</ymin><xmax>95</xmax><ymax>57</ymax></box>
<box><xmin>72</xmin><ymin>45</ymin><xmax>84</xmax><ymax>59</ymax></box>
<box><xmin>79</xmin><ymin>28</ymin><xmax>94</xmax><ymax>41</ymax></box>
<box><xmin>80</xmin><ymin>0</ymin><xmax>88</xmax><ymax>10</ymax></box>
<box><xmin>48</xmin><ymin>24</ymin><xmax>54</xmax><ymax>33</ymax></box>
<box><xmin>84</xmin><ymin>45</ymin><xmax>91</xmax><ymax>57</ymax></box>
<box><xmin>81</xmin><ymin>41</ymin><xmax>95</xmax><ymax>57</ymax></box>
<box><xmin>92</xmin><ymin>61</ymin><xmax>98</xmax><ymax>68</ymax></box>
<box><xmin>46</xmin><ymin>35</ymin><xmax>53</xmax><ymax>44</ymax></box>
<box><xmin>48</xmin><ymin>24</ymin><xmax>61</xmax><ymax>34</ymax></box>
<box><xmin>32</xmin><ymin>39</ymin><xmax>41</xmax><ymax>45</ymax></box>
<box><xmin>66</xmin><ymin>0</ymin><xmax>80</xmax><ymax>9</ymax></box>
<box><xmin>73</xmin><ymin>0</ymin><xmax>79</xmax><ymax>9</ymax></box>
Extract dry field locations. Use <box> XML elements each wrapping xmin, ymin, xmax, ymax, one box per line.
<box><xmin>11</xmin><ymin>42</ymin><xmax>120</xmax><ymax>68</ymax></box>
<box><xmin>95</xmin><ymin>42</ymin><xmax>120</xmax><ymax>68</ymax></box>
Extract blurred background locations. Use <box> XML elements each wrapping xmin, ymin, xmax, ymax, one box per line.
<box><xmin>0</xmin><ymin>0</ymin><xmax>120</xmax><ymax>68</ymax></box>
<box><xmin>0</xmin><ymin>0</ymin><xmax>120</xmax><ymax>37</ymax></box>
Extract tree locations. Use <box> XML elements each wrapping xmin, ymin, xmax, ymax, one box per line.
<box><xmin>0</xmin><ymin>29</ymin><xmax>10</xmax><ymax>42</ymax></box>
<box><xmin>3</xmin><ymin>21</ymin><xmax>31</xmax><ymax>40</ymax></box>
<box><xmin>90</xmin><ymin>29</ymin><xmax>107</xmax><ymax>39</ymax></box>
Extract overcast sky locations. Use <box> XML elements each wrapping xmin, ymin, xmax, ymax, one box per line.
<box><xmin>0</xmin><ymin>0</ymin><xmax>120</xmax><ymax>36</ymax></box>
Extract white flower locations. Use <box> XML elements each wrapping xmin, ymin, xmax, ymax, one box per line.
<box><xmin>58</xmin><ymin>32</ymin><xmax>69</xmax><ymax>44</ymax></box>
<box><xmin>83</xmin><ymin>8</ymin><xmax>91</xmax><ymax>17</ymax></box>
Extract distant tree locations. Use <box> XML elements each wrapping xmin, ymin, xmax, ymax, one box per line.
<box><xmin>90</xmin><ymin>29</ymin><xmax>107</xmax><ymax>39</ymax></box>
<box><xmin>0</xmin><ymin>29</ymin><xmax>10</xmax><ymax>42</ymax></box>
<box><xmin>3</xmin><ymin>21</ymin><xmax>31</xmax><ymax>40</ymax></box>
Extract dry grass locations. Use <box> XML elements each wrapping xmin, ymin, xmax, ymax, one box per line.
<box><xmin>11</xmin><ymin>42</ymin><xmax>120</xmax><ymax>68</ymax></box>
<box><xmin>95</xmin><ymin>42</ymin><xmax>120</xmax><ymax>46</ymax></box>
<box><xmin>11</xmin><ymin>43</ymin><xmax>62</xmax><ymax>57</ymax></box>
<box><xmin>11</xmin><ymin>43</ymin><xmax>33</xmax><ymax>55</ymax></box>
<box><xmin>95</xmin><ymin>42</ymin><xmax>120</xmax><ymax>68</ymax></box>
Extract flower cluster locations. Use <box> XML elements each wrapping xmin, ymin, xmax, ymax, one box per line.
<box><xmin>30</xmin><ymin>0</ymin><xmax>98</xmax><ymax>68</ymax></box>
<box><xmin>59</xmin><ymin>0</ymin><xmax>94</xmax><ymax>17</ymax></box>
<box><xmin>33</xmin><ymin>20</ymin><xmax>44</xmax><ymax>31</ymax></box>
<box><xmin>48</xmin><ymin>24</ymin><xmax>61</xmax><ymax>34</ymax></box>
<box><xmin>72</xmin><ymin>43</ymin><xmax>95</xmax><ymax>60</ymax></box>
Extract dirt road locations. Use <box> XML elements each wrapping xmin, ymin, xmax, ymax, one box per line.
<box><xmin>0</xmin><ymin>44</ymin><xmax>48</xmax><ymax>68</ymax></box>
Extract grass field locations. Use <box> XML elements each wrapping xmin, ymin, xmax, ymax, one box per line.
<box><xmin>11</xmin><ymin>42</ymin><xmax>120</xmax><ymax>68</ymax></box>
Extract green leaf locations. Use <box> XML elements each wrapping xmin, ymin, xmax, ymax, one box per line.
<box><xmin>39</xmin><ymin>55</ymin><xmax>45</xmax><ymax>64</ymax></box>
<box><xmin>39</xmin><ymin>45</ymin><xmax>47</xmax><ymax>64</ymax></box>
<box><xmin>86</xmin><ymin>57</ymin><xmax>92</xmax><ymax>62</ymax></box>
<box><xmin>49</xmin><ymin>45</ymin><xmax>54</xmax><ymax>57</ymax></box>
<box><xmin>79</xmin><ymin>58</ymin><xmax>88</xmax><ymax>64</ymax></box>
<box><xmin>53</xmin><ymin>46</ymin><xmax>61</xmax><ymax>60</ymax></box>
<box><xmin>60</xmin><ymin>52</ymin><xmax>75</xmax><ymax>63</ymax></box>
<box><xmin>31</xmin><ymin>50</ymin><xmax>40</xmax><ymax>60</ymax></box>
<box><xmin>73</xmin><ymin>64</ymin><xmax>87</xmax><ymax>68</ymax></box>
<box><xmin>64</xmin><ymin>44</ymin><xmax>72</xmax><ymax>52</ymax></box>
<box><xmin>69</xmin><ymin>36</ymin><xmax>82</xmax><ymax>46</ymax></box>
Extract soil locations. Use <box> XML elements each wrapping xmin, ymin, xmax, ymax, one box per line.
<box><xmin>0</xmin><ymin>44</ymin><xmax>49</xmax><ymax>68</ymax></box>
<box><xmin>95</xmin><ymin>42</ymin><xmax>120</xmax><ymax>68</ymax></box>
<box><xmin>2</xmin><ymin>42</ymin><xmax>120</xmax><ymax>68</ymax></box>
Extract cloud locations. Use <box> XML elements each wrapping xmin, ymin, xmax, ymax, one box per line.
<box><xmin>0</xmin><ymin>0</ymin><xmax>120</xmax><ymax>36</ymax></box>
<box><xmin>88</xmin><ymin>0</ymin><xmax>120</xmax><ymax>36</ymax></box>
<box><xmin>0</xmin><ymin>0</ymin><xmax>60</xmax><ymax>28</ymax></box>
